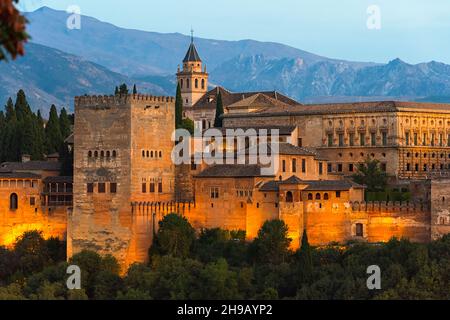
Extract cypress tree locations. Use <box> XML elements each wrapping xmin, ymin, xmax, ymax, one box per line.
<box><xmin>4</xmin><ymin>97</ymin><xmax>20</xmax><ymax>161</ymax></box>
<box><xmin>214</xmin><ymin>91</ymin><xmax>224</xmax><ymax>128</ymax></box>
<box><xmin>59</xmin><ymin>107</ymin><xmax>71</xmax><ymax>139</ymax></box>
<box><xmin>298</xmin><ymin>229</ymin><xmax>313</xmax><ymax>283</ymax></box>
<box><xmin>114</xmin><ymin>86</ymin><xmax>119</xmax><ymax>95</ymax></box>
<box><xmin>133</xmin><ymin>84</ymin><xmax>137</xmax><ymax>94</ymax></box>
<box><xmin>175</xmin><ymin>83</ymin><xmax>183</xmax><ymax>129</ymax></box>
<box><xmin>45</xmin><ymin>105</ymin><xmax>63</xmax><ymax>155</ymax></box>
<box><xmin>0</xmin><ymin>111</ymin><xmax>5</xmax><ymax>162</ymax></box>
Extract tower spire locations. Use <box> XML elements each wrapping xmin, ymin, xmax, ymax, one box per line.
<box><xmin>190</xmin><ymin>27</ymin><xmax>194</xmax><ymax>43</ymax></box>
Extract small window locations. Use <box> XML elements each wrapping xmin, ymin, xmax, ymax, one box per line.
<box><xmin>210</xmin><ymin>187</ymin><xmax>219</xmax><ymax>199</ymax></box>
<box><xmin>110</xmin><ymin>183</ymin><xmax>117</xmax><ymax>194</ymax></box>
<box><xmin>286</xmin><ymin>191</ymin><xmax>293</xmax><ymax>203</ymax></box>
<box><xmin>88</xmin><ymin>151</ymin><xmax>92</xmax><ymax>158</ymax></box>
<box><xmin>324</xmin><ymin>193</ymin><xmax>329</xmax><ymax>200</ymax></box>
<box><xmin>355</xmin><ymin>223</ymin><xmax>364</xmax><ymax>237</ymax></box>
<box><xmin>292</xmin><ymin>159</ymin><xmax>297</xmax><ymax>173</ymax></box>
<box><xmin>106</xmin><ymin>151</ymin><xmax>111</xmax><ymax>157</ymax></box>
<box><xmin>142</xmin><ymin>150</ymin><xmax>145</xmax><ymax>157</ymax></box>
<box><xmin>94</xmin><ymin>151</ymin><xmax>98</xmax><ymax>158</ymax></box>
<box><xmin>10</xmin><ymin>193</ymin><xmax>18</xmax><ymax>210</ymax></box>
<box><xmin>315</xmin><ymin>193</ymin><xmax>321</xmax><ymax>200</ymax></box>
<box><xmin>100</xmin><ymin>151</ymin><xmax>105</xmax><ymax>158</ymax></box>
<box><xmin>336</xmin><ymin>191</ymin><xmax>341</xmax><ymax>198</ymax></box>
<box><xmin>98</xmin><ymin>183</ymin><xmax>106</xmax><ymax>193</ymax></box>
<box><xmin>30</xmin><ymin>197</ymin><xmax>36</xmax><ymax>206</ymax></box>
<box><xmin>150</xmin><ymin>182</ymin><xmax>155</xmax><ymax>193</ymax></box>
<box><xmin>112</xmin><ymin>150</ymin><xmax>117</xmax><ymax>157</ymax></box>
<box><xmin>159</xmin><ymin>151</ymin><xmax>162</xmax><ymax>158</ymax></box>
<box><xmin>308</xmin><ymin>193</ymin><xmax>313</xmax><ymax>200</ymax></box>
<box><xmin>142</xmin><ymin>183</ymin><xmax>147</xmax><ymax>193</ymax></box>
<box><xmin>158</xmin><ymin>182</ymin><xmax>163</xmax><ymax>193</ymax></box>
<box><xmin>87</xmin><ymin>183</ymin><xmax>94</xmax><ymax>193</ymax></box>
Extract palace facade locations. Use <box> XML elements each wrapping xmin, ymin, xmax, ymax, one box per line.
<box><xmin>1</xmin><ymin>39</ymin><xmax>450</xmax><ymax>270</ymax></box>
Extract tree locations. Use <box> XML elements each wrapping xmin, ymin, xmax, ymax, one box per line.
<box><xmin>180</xmin><ymin>118</ymin><xmax>194</xmax><ymax>135</ymax></box>
<box><xmin>175</xmin><ymin>83</ymin><xmax>183</xmax><ymax>129</ymax></box>
<box><xmin>352</xmin><ymin>157</ymin><xmax>388</xmax><ymax>192</ymax></box>
<box><xmin>0</xmin><ymin>0</ymin><xmax>29</xmax><ymax>61</ymax></box>
<box><xmin>132</xmin><ymin>84</ymin><xmax>137</xmax><ymax>94</ymax></box>
<box><xmin>59</xmin><ymin>107</ymin><xmax>71</xmax><ymax>139</ymax></box>
<box><xmin>119</xmin><ymin>83</ymin><xmax>129</xmax><ymax>95</ymax></box>
<box><xmin>14</xmin><ymin>231</ymin><xmax>51</xmax><ymax>276</ymax></box>
<box><xmin>45</xmin><ymin>105</ymin><xmax>63</xmax><ymax>155</ymax></box>
<box><xmin>214</xmin><ymin>91</ymin><xmax>224</xmax><ymax>128</ymax></box>
<box><xmin>114</xmin><ymin>86</ymin><xmax>119</xmax><ymax>95</ymax></box>
<box><xmin>297</xmin><ymin>230</ymin><xmax>313</xmax><ymax>283</ymax></box>
<box><xmin>250</xmin><ymin>220</ymin><xmax>292</xmax><ymax>265</ymax></box>
<box><xmin>150</xmin><ymin>213</ymin><xmax>196</xmax><ymax>259</ymax></box>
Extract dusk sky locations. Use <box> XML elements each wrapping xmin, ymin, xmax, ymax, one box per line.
<box><xmin>19</xmin><ymin>0</ymin><xmax>450</xmax><ymax>64</ymax></box>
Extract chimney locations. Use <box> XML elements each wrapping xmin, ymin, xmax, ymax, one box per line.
<box><xmin>22</xmin><ymin>154</ymin><xmax>31</xmax><ymax>163</ymax></box>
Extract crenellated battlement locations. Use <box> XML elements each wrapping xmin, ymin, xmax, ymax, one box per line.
<box><xmin>131</xmin><ymin>200</ymin><xmax>196</xmax><ymax>215</ymax></box>
<box><xmin>349</xmin><ymin>201</ymin><xmax>430</xmax><ymax>213</ymax></box>
<box><xmin>75</xmin><ymin>94</ymin><xmax>174</xmax><ymax>109</ymax></box>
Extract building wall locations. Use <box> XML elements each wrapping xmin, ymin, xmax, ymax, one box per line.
<box><xmin>0</xmin><ymin>178</ymin><xmax>67</xmax><ymax>247</ymax></box>
<box><xmin>430</xmin><ymin>179</ymin><xmax>450</xmax><ymax>239</ymax></box>
<box><xmin>69</xmin><ymin>95</ymin><xmax>175</xmax><ymax>270</ymax></box>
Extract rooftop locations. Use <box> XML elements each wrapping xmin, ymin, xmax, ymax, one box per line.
<box><xmin>195</xmin><ymin>164</ymin><xmax>274</xmax><ymax>178</ymax></box>
<box><xmin>183</xmin><ymin>42</ymin><xmax>202</xmax><ymax>62</ymax></box>
<box><xmin>260</xmin><ymin>176</ymin><xmax>364</xmax><ymax>192</ymax></box>
<box><xmin>0</xmin><ymin>161</ymin><xmax>61</xmax><ymax>172</ymax></box>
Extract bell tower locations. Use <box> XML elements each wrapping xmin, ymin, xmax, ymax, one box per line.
<box><xmin>176</xmin><ymin>30</ymin><xmax>208</xmax><ymax>108</ymax></box>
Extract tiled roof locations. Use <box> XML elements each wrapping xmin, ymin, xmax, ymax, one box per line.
<box><xmin>224</xmin><ymin>100</ymin><xmax>450</xmax><ymax>118</ymax></box>
<box><xmin>0</xmin><ymin>161</ymin><xmax>61</xmax><ymax>172</ymax></box>
<box><xmin>0</xmin><ymin>172</ymin><xmax>41</xmax><ymax>179</ymax></box>
<box><xmin>192</xmin><ymin>86</ymin><xmax>299</xmax><ymax>110</ymax></box>
<box><xmin>247</xmin><ymin>143</ymin><xmax>317</xmax><ymax>157</ymax></box>
<box><xmin>259</xmin><ymin>176</ymin><xmax>364</xmax><ymax>192</ymax></box>
<box><xmin>226</xmin><ymin>93</ymin><xmax>293</xmax><ymax>111</ymax></box>
<box><xmin>206</xmin><ymin>125</ymin><xmax>296</xmax><ymax>136</ymax></box>
<box><xmin>43</xmin><ymin>176</ymin><xmax>73</xmax><ymax>183</ymax></box>
<box><xmin>183</xmin><ymin>42</ymin><xmax>202</xmax><ymax>62</ymax></box>
<box><xmin>195</xmin><ymin>164</ymin><xmax>274</xmax><ymax>178</ymax></box>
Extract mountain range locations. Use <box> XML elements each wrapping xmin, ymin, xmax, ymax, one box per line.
<box><xmin>1</xmin><ymin>6</ymin><xmax>450</xmax><ymax>113</ymax></box>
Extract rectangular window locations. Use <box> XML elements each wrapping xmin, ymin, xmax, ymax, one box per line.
<box><xmin>87</xmin><ymin>183</ymin><xmax>94</xmax><ymax>193</ymax></box>
<box><xmin>328</xmin><ymin>134</ymin><xmax>333</xmax><ymax>147</ymax></box>
<box><xmin>298</xmin><ymin>138</ymin><xmax>303</xmax><ymax>147</ymax></box>
<box><xmin>327</xmin><ymin>163</ymin><xmax>333</xmax><ymax>173</ymax></box>
<box><xmin>337</xmin><ymin>164</ymin><xmax>343</xmax><ymax>172</ymax></box>
<box><xmin>371</xmin><ymin>133</ymin><xmax>376</xmax><ymax>146</ymax></box>
<box><xmin>382</xmin><ymin>132</ymin><xmax>387</xmax><ymax>146</ymax></box>
<box><xmin>431</xmin><ymin>133</ymin><xmax>435</xmax><ymax>146</ymax></box>
<box><xmin>142</xmin><ymin>183</ymin><xmax>147</xmax><ymax>193</ymax></box>
<box><xmin>405</xmin><ymin>132</ymin><xmax>410</xmax><ymax>146</ymax></box>
<box><xmin>406</xmin><ymin>163</ymin><xmax>411</xmax><ymax>171</ymax></box>
<box><xmin>210</xmin><ymin>187</ymin><xmax>219</xmax><ymax>199</ymax></box>
<box><xmin>302</xmin><ymin>159</ymin><xmax>306</xmax><ymax>173</ymax></box>
<box><xmin>150</xmin><ymin>182</ymin><xmax>155</xmax><ymax>193</ymax></box>
<box><xmin>349</xmin><ymin>133</ymin><xmax>355</xmax><ymax>146</ymax></box>
<box><xmin>339</xmin><ymin>134</ymin><xmax>344</xmax><ymax>147</ymax></box>
<box><xmin>423</xmin><ymin>133</ymin><xmax>427</xmax><ymax>146</ymax></box>
<box><xmin>381</xmin><ymin>163</ymin><xmax>387</xmax><ymax>172</ymax></box>
<box><xmin>448</xmin><ymin>134</ymin><xmax>450</xmax><ymax>147</ymax></box>
<box><xmin>98</xmin><ymin>183</ymin><xmax>106</xmax><ymax>193</ymax></box>
<box><xmin>360</xmin><ymin>133</ymin><xmax>365</xmax><ymax>146</ymax></box>
<box><xmin>414</xmin><ymin>133</ymin><xmax>418</xmax><ymax>145</ymax></box>
<box><xmin>30</xmin><ymin>197</ymin><xmax>35</xmax><ymax>206</ymax></box>
<box><xmin>292</xmin><ymin>159</ymin><xmax>297</xmax><ymax>173</ymax></box>
<box><xmin>158</xmin><ymin>182</ymin><xmax>163</xmax><ymax>193</ymax></box>
<box><xmin>439</xmin><ymin>134</ymin><xmax>443</xmax><ymax>146</ymax></box>
<box><xmin>336</xmin><ymin>191</ymin><xmax>341</xmax><ymax>198</ymax></box>
<box><xmin>319</xmin><ymin>162</ymin><xmax>323</xmax><ymax>175</ymax></box>
<box><xmin>282</xmin><ymin>160</ymin><xmax>286</xmax><ymax>172</ymax></box>
<box><xmin>349</xmin><ymin>163</ymin><xmax>354</xmax><ymax>172</ymax></box>
<box><xmin>110</xmin><ymin>183</ymin><xmax>117</xmax><ymax>193</ymax></box>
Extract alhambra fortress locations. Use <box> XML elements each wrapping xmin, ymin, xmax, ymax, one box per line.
<box><xmin>1</xmin><ymin>40</ymin><xmax>450</xmax><ymax>270</ymax></box>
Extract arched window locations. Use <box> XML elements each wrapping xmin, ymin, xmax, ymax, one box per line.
<box><xmin>201</xmin><ymin>79</ymin><xmax>205</xmax><ymax>89</ymax></box>
<box><xmin>159</xmin><ymin>151</ymin><xmax>162</xmax><ymax>158</ymax></box>
<box><xmin>195</xmin><ymin>79</ymin><xmax>198</xmax><ymax>88</ymax></box>
<box><xmin>308</xmin><ymin>193</ymin><xmax>313</xmax><ymax>200</ymax></box>
<box><xmin>355</xmin><ymin>223</ymin><xmax>364</xmax><ymax>237</ymax></box>
<box><xmin>315</xmin><ymin>193</ymin><xmax>321</xmax><ymax>200</ymax></box>
<box><xmin>202</xmin><ymin>119</ymin><xmax>206</xmax><ymax>130</ymax></box>
<box><xmin>186</xmin><ymin>79</ymin><xmax>190</xmax><ymax>89</ymax></box>
<box><xmin>151</xmin><ymin>151</ymin><xmax>154</xmax><ymax>158</ymax></box>
<box><xmin>142</xmin><ymin>150</ymin><xmax>145</xmax><ymax>157</ymax></box>
<box><xmin>324</xmin><ymin>193</ymin><xmax>329</xmax><ymax>200</ymax></box>
<box><xmin>112</xmin><ymin>150</ymin><xmax>117</xmax><ymax>157</ymax></box>
<box><xmin>146</xmin><ymin>151</ymin><xmax>150</xmax><ymax>158</ymax></box>
<box><xmin>180</xmin><ymin>79</ymin><xmax>183</xmax><ymax>89</ymax></box>
<box><xmin>286</xmin><ymin>191</ymin><xmax>293</xmax><ymax>203</ymax></box>
<box><xmin>88</xmin><ymin>151</ymin><xmax>92</xmax><ymax>158</ymax></box>
<box><xmin>10</xmin><ymin>193</ymin><xmax>18</xmax><ymax>210</ymax></box>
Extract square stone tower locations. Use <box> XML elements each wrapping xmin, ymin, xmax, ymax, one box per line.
<box><xmin>68</xmin><ymin>94</ymin><xmax>175</xmax><ymax>269</ymax></box>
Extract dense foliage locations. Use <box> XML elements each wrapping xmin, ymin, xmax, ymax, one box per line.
<box><xmin>1</xmin><ymin>217</ymin><xmax>449</xmax><ymax>300</ymax></box>
<box><xmin>352</xmin><ymin>157</ymin><xmax>388</xmax><ymax>192</ymax></box>
<box><xmin>0</xmin><ymin>0</ymin><xmax>28</xmax><ymax>61</ymax></box>
<box><xmin>0</xmin><ymin>90</ymin><xmax>73</xmax><ymax>174</ymax></box>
